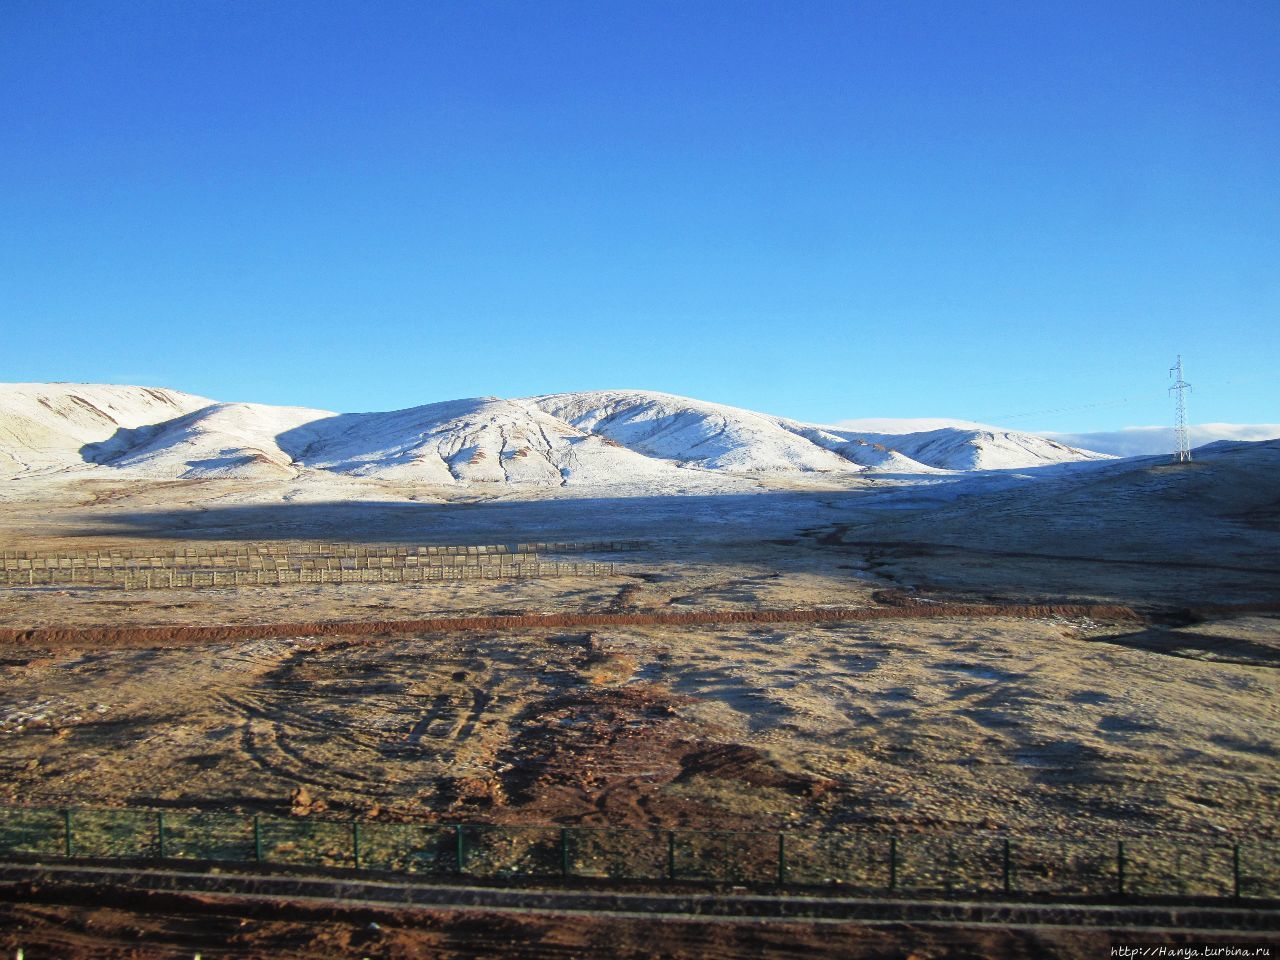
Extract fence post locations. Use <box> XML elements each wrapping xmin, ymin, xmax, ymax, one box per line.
<box><xmin>455</xmin><ymin>824</ymin><xmax>466</xmax><ymax>874</ymax></box>
<box><xmin>945</xmin><ymin>838</ymin><xmax>955</xmax><ymax>896</ymax></box>
<box><xmin>63</xmin><ymin>809</ymin><xmax>74</xmax><ymax>858</ymax></box>
<box><xmin>1116</xmin><ymin>841</ymin><xmax>1126</xmax><ymax>896</ymax></box>
<box><xmin>777</xmin><ymin>833</ymin><xmax>786</xmax><ymax>886</ymax></box>
<box><xmin>253</xmin><ymin>816</ymin><xmax>263</xmax><ymax>862</ymax></box>
<box><xmin>667</xmin><ymin>830</ymin><xmax>677</xmax><ymax>881</ymax></box>
<box><xmin>156</xmin><ymin>811</ymin><xmax>166</xmax><ymax>859</ymax></box>
<box><xmin>1002</xmin><ymin>838</ymin><xmax>1011</xmax><ymax>895</ymax></box>
<box><xmin>1233</xmin><ymin>843</ymin><xmax>1241</xmax><ymax>901</ymax></box>
<box><xmin>887</xmin><ymin>836</ymin><xmax>898</xmax><ymax>893</ymax></box>
<box><xmin>561</xmin><ymin>827</ymin><xmax>570</xmax><ymax>880</ymax></box>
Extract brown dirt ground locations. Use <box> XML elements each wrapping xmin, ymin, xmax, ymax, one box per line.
<box><xmin>2</xmin><ymin>612</ymin><xmax>1277</xmax><ymax>838</ymax></box>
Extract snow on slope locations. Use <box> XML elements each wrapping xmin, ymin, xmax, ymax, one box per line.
<box><xmin>832</xmin><ymin>418</ymin><xmax>1111</xmax><ymax>469</ymax></box>
<box><xmin>535</xmin><ymin>391</ymin><xmax>1103</xmax><ymax>473</ymax></box>
<box><xmin>774</xmin><ymin>422</ymin><xmax>944</xmax><ymax>473</ymax></box>
<box><xmin>835</xmin><ymin>417</ymin><xmax>1001</xmax><ymax>433</ymax></box>
<box><xmin>82</xmin><ymin>402</ymin><xmax>331</xmax><ymax>480</ymax></box>
<box><xmin>280</xmin><ymin>398</ymin><xmax>562</xmax><ymax>484</ymax></box>
<box><xmin>1</xmin><ymin>383</ymin><xmax>1110</xmax><ymax>489</ymax></box>
<box><xmin>533</xmin><ymin>391</ymin><xmax>863</xmax><ymax>474</ymax></box>
<box><xmin>277</xmin><ymin>396</ymin><xmax>718</xmax><ymax>490</ymax></box>
<box><xmin>0</xmin><ymin>383</ymin><xmax>211</xmax><ymax>477</ymax></box>
<box><xmin>834</xmin><ymin>426</ymin><xmax>1110</xmax><ymax>471</ymax></box>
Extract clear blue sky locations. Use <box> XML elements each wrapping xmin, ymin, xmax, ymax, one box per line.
<box><xmin>3</xmin><ymin>1</ymin><xmax>1276</xmax><ymax>431</ymax></box>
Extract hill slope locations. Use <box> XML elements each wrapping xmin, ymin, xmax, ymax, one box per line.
<box><xmin>0</xmin><ymin>384</ymin><xmax>211</xmax><ymax>477</ymax></box>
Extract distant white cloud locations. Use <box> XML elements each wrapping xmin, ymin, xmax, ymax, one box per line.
<box><xmin>1043</xmin><ymin>424</ymin><xmax>1280</xmax><ymax>457</ymax></box>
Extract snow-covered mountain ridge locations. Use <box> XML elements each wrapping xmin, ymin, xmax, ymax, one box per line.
<box><xmin>1</xmin><ymin>383</ymin><xmax>1110</xmax><ymax>487</ymax></box>
<box><xmin>1045</xmin><ymin>424</ymin><xmax>1280</xmax><ymax>457</ymax></box>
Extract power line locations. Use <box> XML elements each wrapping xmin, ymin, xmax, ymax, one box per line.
<box><xmin>978</xmin><ymin>394</ymin><xmax>1149</xmax><ymax>424</ymax></box>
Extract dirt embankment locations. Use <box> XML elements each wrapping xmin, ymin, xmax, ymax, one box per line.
<box><xmin>0</xmin><ymin>602</ymin><xmax>1143</xmax><ymax>649</ymax></box>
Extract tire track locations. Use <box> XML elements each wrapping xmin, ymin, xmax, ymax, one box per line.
<box><xmin>217</xmin><ymin>693</ymin><xmax>377</xmax><ymax>791</ymax></box>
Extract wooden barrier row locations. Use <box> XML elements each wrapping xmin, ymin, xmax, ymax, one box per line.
<box><xmin>0</xmin><ymin>562</ymin><xmax>620</xmax><ymax>590</ymax></box>
<box><xmin>3</xmin><ymin>554</ymin><xmax>554</xmax><ymax>572</ymax></box>
<box><xmin>0</xmin><ymin>540</ymin><xmax>643</xmax><ymax>563</ymax></box>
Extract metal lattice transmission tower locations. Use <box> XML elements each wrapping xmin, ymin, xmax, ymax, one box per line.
<box><xmin>1169</xmin><ymin>355</ymin><xmax>1193</xmax><ymax>462</ymax></box>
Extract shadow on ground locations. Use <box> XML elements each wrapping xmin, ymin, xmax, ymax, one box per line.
<box><xmin>1088</xmin><ymin>627</ymin><xmax>1280</xmax><ymax>669</ymax></box>
<box><xmin>69</xmin><ymin>492</ymin><xmax>851</xmax><ymax>546</ymax></box>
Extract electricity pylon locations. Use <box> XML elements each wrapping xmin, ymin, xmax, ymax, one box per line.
<box><xmin>1169</xmin><ymin>355</ymin><xmax>1193</xmax><ymax>462</ymax></box>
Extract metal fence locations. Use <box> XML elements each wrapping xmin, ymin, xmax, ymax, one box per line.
<box><xmin>0</xmin><ymin>805</ymin><xmax>1273</xmax><ymax>900</ymax></box>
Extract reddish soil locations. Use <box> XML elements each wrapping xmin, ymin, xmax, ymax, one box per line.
<box><xmin>444</xmin><ymin>681</ymin><xmax>841</xmax><ymax>828</ymax></box>
<box><xmin>0</xmin><ymin>602</ymin><xmax>1142</xmax><ymax>649</ymax></box>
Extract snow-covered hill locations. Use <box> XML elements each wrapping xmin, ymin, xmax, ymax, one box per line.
<box><xmin>832</xmin><ymin>425</ymin><xmax>1102</xmax><ymax>471</ymax></box>
<box><xmin>0</xmin><ymin>383</ymin><xmax>1109</xmax><ymax>489</ymax></box>
<box><xmin>534</xmin><ymin>391</ymin><xmax>860</xmax><ymax>474</ymax></box>
<box><xmin>533</xmin><ymin>391</ymin><xmax>1108</xmax><ymax>474</ymax></box>
<box><xmin>275</xmin><ymin>396</ymin><xmax>715</xmax><ymax>490</ymax></box>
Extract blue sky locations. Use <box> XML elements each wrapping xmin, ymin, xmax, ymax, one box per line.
<box><xmin>3</xmin><ymin>1</ymin><xmax>1276</xmax><ymax>431</ymax></box>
